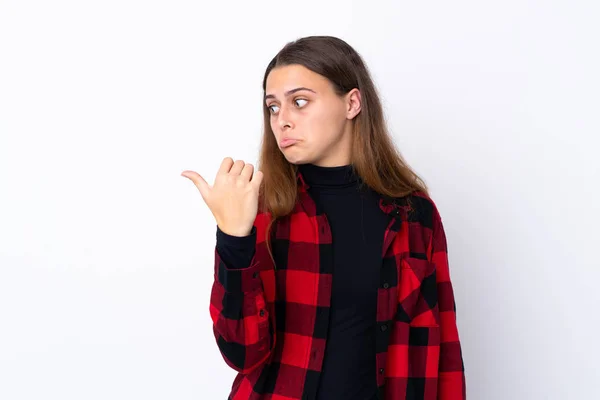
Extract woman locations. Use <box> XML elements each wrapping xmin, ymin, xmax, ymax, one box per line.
<box><xmin>182</xmin><ymin>35</ymin><xmax>466</xmax><ymax>400</ymax></box>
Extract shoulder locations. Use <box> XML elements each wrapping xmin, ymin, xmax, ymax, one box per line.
<box><xmin>394</xmin><ymin>190</ymin><xmax>443</xmax><ymax>231</ymax></box>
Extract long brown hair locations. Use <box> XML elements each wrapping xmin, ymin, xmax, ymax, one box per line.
<box><xmin>257</xmin><ymin>35</ymin><xmax>429</xmax><ymax>257</ymax></box>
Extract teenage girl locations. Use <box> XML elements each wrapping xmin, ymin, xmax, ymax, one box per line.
<box><xmin>182</xmin><ymin>35</ymin><xmax>466</xmax><ymax>400</ymax></box>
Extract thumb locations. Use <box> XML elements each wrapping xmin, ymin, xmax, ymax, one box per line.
<box><xmin>181</xmin><ymin>170</ymin><xmax>211</xmax><ymax>201</ymax></box>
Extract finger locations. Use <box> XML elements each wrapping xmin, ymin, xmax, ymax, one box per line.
<box><xmin>217</xmin><ymin>157</ymin><xmax>234</xmax><ymax>175</ymax></box>
<box><xmin>181</xmin><ymin>170</ymin><xmax>211</xmax><ymax>200</ymax></box>
<box><xmin>240</xmin><ymin>163</ymin><xmax>254</xmax><ymax>181</ymax></box>
<box><xmin>229</xmin><ymin>159</ymin><xmax>245</xmax><ymax>175</ymax></box>
<box><xmin>251</xmin><ymin>170</ymin><xmax>264</xmax><ymax>189</ymax></box>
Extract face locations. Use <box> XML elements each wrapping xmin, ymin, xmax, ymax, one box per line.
<box><xmin>264</xmin><ymin>64</ymin><xmax>361</xmax><ymax>167</ymax></box>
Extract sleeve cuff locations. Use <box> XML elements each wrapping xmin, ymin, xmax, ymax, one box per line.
<box><xmin>214</xmin><ymin>249</ymin><xmax>262</xmax><ymax>293</ymax></box>
<box><xmin>214</xmin><ymin>225</ymin><xmax>261</xmax><ymax>293</ymax></box>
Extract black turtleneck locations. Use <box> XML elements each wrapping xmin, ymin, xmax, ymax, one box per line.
<box><xmin>215</xmin><ymin>163</ymin><xmax>390</xmax><ymax>400</ymax></box>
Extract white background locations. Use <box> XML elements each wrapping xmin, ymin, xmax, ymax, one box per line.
<box><xmin>1</xmin><ymin>1</ymin><xmax>598</xmax><ymax>399</ymax></box>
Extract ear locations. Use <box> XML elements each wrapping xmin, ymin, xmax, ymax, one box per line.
<box><xmin>345</xmin><ymin>88</ymin><xmax>362</xmax><ymax>120</ymax></box>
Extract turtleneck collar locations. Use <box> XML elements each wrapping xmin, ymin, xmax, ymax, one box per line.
<box><xmin>297</xmin><ymin>163</ymin><xmax>360</xmax><ymax>190</ymax></box>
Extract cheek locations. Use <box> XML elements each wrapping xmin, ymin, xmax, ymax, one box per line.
<box><xmin>310</xmin><ymin>108</ymin><xmax>345</xmax><ymax>138</ymax></box>
<box><xmin>269</xmin><ymin>117</ymin><xmax>279</xmax><ymax>137</ymax></box>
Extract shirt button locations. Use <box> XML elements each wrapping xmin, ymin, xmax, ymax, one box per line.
<box><xmin>259</xmin><ymin>309</ymin><xmax>265</xmax><ymax>317</ymax></box>
<box><xmin>253</xmin><ymin>271</ymin><xmax>259</xmax><ymax>278</ymax></box>
<box><xmin>383</xmin><ymin>282</ymin><xmax>389</xmax><ymax>289</ymax></box>
<box><xmin>380</xmin><ymin>324</ymin><xmax>387</xmax><ymax>332</ymax></box>
<box><xmin>379</xmin><ymin>368</ymin><xmax>385</xmax><ymax>375</ymax></box>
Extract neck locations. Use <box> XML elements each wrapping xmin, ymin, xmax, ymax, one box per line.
<box><xmin>297</xmin><ymin>163</ymin><xmax>359</xmax><ymax>189</ymax></box>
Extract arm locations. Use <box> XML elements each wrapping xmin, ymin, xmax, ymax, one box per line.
<box><xmin>429</xmin><ymin>205</ymin><xmax>466</xmax><ymax>399</ymax></box>
<box><xmin>209</xmin><ymin>223</ymin><xmax>274</xmax><ymax>374</ymax></box>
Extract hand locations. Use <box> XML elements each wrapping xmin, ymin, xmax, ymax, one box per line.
<box><xmin>181</xmin><ymin>157</ymin><xmax>264</xmax><ymax>237</ymax></box>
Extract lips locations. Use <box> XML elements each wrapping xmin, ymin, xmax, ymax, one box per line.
<box><xmin>279</xmin><ymin>138</ymin><xmax>299</xmax><ymax>148</ymax></box>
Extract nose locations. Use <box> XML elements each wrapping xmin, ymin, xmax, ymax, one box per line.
<box><xmin>277</xmin><ymin>105</ymin><xmax>293</xmax><ymax>130</ymax></box>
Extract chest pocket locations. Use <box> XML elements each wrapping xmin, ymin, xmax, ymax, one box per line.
<box><xmin>398</xmin><ymin>256</ymin><xmax>438</xmax><ymax>327</ymax></box>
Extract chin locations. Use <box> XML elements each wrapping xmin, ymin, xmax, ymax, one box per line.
<box><xmin>280</xmin><ymin>145</ymin><xmax>319</xmax><ymax>165</ymax></box>
<box><xmin>282</xmin><ymin>153</ymin><xmax>310</xmax><ymax>165</ymax></box>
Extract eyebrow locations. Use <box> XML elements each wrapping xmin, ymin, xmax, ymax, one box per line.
<box><xmin>264</xmin><ymin>87</ymin><xmax>316</xmax><ymax>101</ymax></box>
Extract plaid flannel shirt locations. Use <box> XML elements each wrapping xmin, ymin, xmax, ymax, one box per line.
<box><xmin>209</xmin><ymin>170</ymin><xmax>466</xmax><ymax>400</ymax></box>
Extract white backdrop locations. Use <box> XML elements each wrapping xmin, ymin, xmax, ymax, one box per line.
<box><xmin>1</xmin><ymin>1</ymin><xmax>598</xmax><ymax>399</ymax></box>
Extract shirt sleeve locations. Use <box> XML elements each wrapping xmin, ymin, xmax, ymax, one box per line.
<box><xmin>209</xmin><ymin>222</ymin><xmax>274</xmax><ymax>374</ymax></box>
<box><xmin>430</xmin><ymin>205</ymin><xmax>467</xmax><ymax>400</ymax></box>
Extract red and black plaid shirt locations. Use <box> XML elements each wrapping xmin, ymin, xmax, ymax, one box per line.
<box><xmin>209</xmin><ymin>171</ymin><xmax>466</xmax><ymax>400</ymax></box>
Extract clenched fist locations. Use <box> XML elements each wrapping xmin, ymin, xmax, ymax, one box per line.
<box><xmin>181</xmin><ymin>157</ymin><xmax>264</xmax><ymax>237</ymax></box>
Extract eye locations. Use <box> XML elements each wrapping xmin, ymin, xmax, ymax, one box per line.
<box><xmin>267</xmin><ymin>98</ymin><xmax>308</xmax><ymax>115</ymax></box>
<box><xmin>294</xmin><ymin>98</ymin><xmax>308</xmax><ymax>107</ymax></box>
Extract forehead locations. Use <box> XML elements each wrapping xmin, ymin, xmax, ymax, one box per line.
<box><xmin>265</xmin><ymin>64</ymin><xmax>332</xmax><ymax>95</ymax></box>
